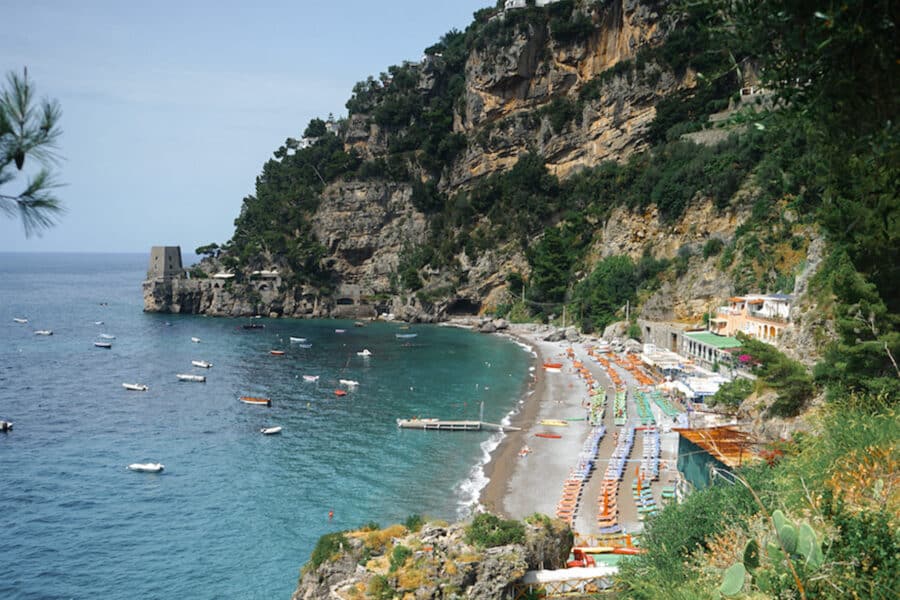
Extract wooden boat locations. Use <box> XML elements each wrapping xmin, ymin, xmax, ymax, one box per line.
<box><xmin>333</xmin><ymin>389</ymin><xmax>347</xmax><ymax>397</ymax></box>
<box><xmin>269</xmin><ymin>350</ymin><xmax>285</xmax><ymax>356</ymax></box>
<box><xmin>302</xmin><ymin>375</ymin><xmax>319</xmax><ymax>382</ymax></box>
<box><xmin>395</xmin><ymin>333</ymin><xmax>417</xmax><ymax>339</ymax></box>
<box><xmin>34</xmin><ymin>330</ymin><xmax>53</xmax><ymax>336</ymax></box>
<box><xmin>191</xmin><ymin>360</ymin><xmax>212</xmax><ymax>368</ymax></box>
<box><xmin>191</xmin><ymin>336</ymin><xmax>201</xmax><ymax>343</ymax></box>
<box><xmin>122</xmin><ymin>383</ymin><xmax>149</xmax><ymax>391</ymax></box>
<box><xmin>543</xmin><ymin>362</ymin><xmax>563</xmax><ymax>369</ymax></box>
<box><xmin>535</xmin><ymin>432</ymin><xmax>562</xmax><ymax>439</ymax></box>
<box><xmin>13</xmin><ymin>317</ymin><xmax>27</xmax><ymax>323</ymax></box>
<box><xmin>94</xmin><ymin>341</ymin><xmax>112</xmax><ymax>348</ymax></box>
<box><xmin>260</xmin><ymin>426</ymin><xmax>282</xmax><ymax>435</ymax></box>
<box><xmin>289</xmin><ymin>336</ymin><xmax>307</xmax><ymax>343</ymax></box>
<box><xmin>127</xmin><ymin>462</ymin><xmax>164</xmax><ymax>473</ymax></box>
<box><xmin>176</xmin><ymin>373</ymin><xmax>205</xmax><ymax>382</ymax></box>
<box><xmin>239</xmin><ymin>396</ymin><xmax>271</xmax><ymax>406</ymax></box>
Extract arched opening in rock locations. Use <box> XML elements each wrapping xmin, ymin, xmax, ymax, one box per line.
<box><xmin>445</xmin><ymin>298</ymin><xmax>482</xmax><ymax>316</ymax></box>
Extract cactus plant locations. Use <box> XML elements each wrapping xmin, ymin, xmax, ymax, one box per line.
<box><xmin>780</xmin><ymin>523</ymin><xmax>798</xmax><ymax>554</ymax></box>
<box><xmin>719</xmin><ymin>562</ymin><xmax>746</xmax><ymax>597</ymax></box>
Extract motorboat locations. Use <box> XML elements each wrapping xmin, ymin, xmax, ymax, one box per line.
<box><xmin>94</xmin><ymin>321</ymin><xmax>104</xmax><ymax>325</ymax></box>
<box><xmin>176</xmin><ymin>373</ymin><xmax>205</xmax><ymax>382</ymax></box>
<box><xmin>94</xmin><ymin>341</ymin><xmax>112</xmax><ymax>348</ymax></box>
<box><xmin>302</xmin><ymin>375</ymin><xmax>319</xmax><ymax>382</ymax></box>
<box><xmin>191</xmin><ymin>360</ymin><xmax>212</xmax><ymax>368</ymax></box>
<box><xmin>191</xmin><ymin>337</ymin><xmax>201</xmax><ymax>343</ymax></box>
<box><xmin>260</xmin><ymin>426</ymin><xmax>282</xmax><ymax>435</ymax></box>
<box><xmin>0</xmin><ymin>420</ymin><xmax>12</xmax><ymax>432</ymax></box>
<box><xmin>127</xmin><ymin>462</ymin><xmax>164</xmax><ymax>473</ymax></box>
<box><xmin>13</xmin><ymin>318</ymin><xmax>28</xmax><ymax>324</ymax></box>
<box><xmin>289</xmin><ymin>336</ymin><xmax>307</xmax><ymax>343</ymax></box>
<box><xmin>357</xmin><ymin>349</ymin><xmax>372</xmax><ymax>357</ymax></box>
<box><xmin>339</xmin><ymin>379</ymin><xmax>359</xmax><ymax>387</ymax></box>
<box><xmin>122</xmin><ymin>383</ymin><xmax>149</xmax><ymax>391</ymax></box>
<box><xmin>239</xmin><ymin>396</ymin><xmax>271</xmax><ymax>406</ymax></box>
<box><xmin>99</xmin><ymin>333</ymin><xmax>116</xmax><ymax>339</ymax></box>
<box><xmin>334</xmin><ymin>329</ymin><xmax>346</xmax><ymax>334</ymax></box>
<box><xmin>34</xmin><ymin>330</ymin><xmax>53</xmax><ymax>336</ymax></box>
<box><xmin>269</xmin><ymin>350</ymin><xmax>285</xmax><ymax>356</ymax></box>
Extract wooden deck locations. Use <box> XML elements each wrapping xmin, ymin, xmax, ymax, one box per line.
<box><xmin>396</xmin><ymin>419</ymin><xmax>520</xmax><ymax>432</ymax></box>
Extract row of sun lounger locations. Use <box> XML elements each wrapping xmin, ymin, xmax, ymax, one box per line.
<box><xmin>603</xmin><ymin>425</ymin><xmax>635</xmax><ymax>482</ymax></box>
<box><xmin>632</xmin><ymin>478</ymin><xmax>660</xmax><ymax>520</ymax></box>
<box><xmin>634</xmin><ymin>390</ymin><xmax>655</xmax><ymax>426</ymax></box>
<box><xmin>640</xmin><ymin>428</ymin><xmax>661</xmax><ymax>481</ymax></box>
<box><xmin>649</xmin><ymin>389</ymin><xmax>681</xmax><ymax>418</ymax></box>
<box><xmin>555</xmin><ymin>425</ymin><xmax>606</xmax><ymax>525</ymax></box>
<box><xmin>613</xmin><ymin>390</ymin><xmax>627</xmax><ymax>426</ymax></box>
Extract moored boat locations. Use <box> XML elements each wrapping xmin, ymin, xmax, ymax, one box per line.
<box><xmin>302</xmin><ymin>375</ymin><xmax>319</xmax><ymax>382</ymax></box>
<box><xmin>127</xmin><ymin>462</ymin><xmax>164</xmax><ymax>473</ymax></box>
<box><xmin>260</xmin><ymin>426</ymin><xmax>282</xmax><ymax>435</ymax></box>
<box><xmin>535</xmin><ymin>432</ymin><xmax>562</xmax><ymax>439</ymax></box>
<box><xmin>176</xmin><ymin>373</ymin><xmax>205</xmax><ymax>382</ymax></box>
<box><xmin>289</xmin><ymin>336</ymin><xmax>307</xmax><ymax>343</ymax></box>
<box><xmin>13</xmin><ymin>317</ymin><xmax>27</xmax><ymax>324</ymax></box>
<box><xmin>191</xmin><ymin>336</ymin><xmax>201</xmax><ymax>343</ymax></box>
<box><xmin>34</xmin><ymin>330</ymin><xmax>53</xmax><ymax>336</ymax></box>
<box><xmin>339</xmin><ymin>379</ymin><xmax>359</xmax><ymax>387</ymax></box>
<box><xmin>357</xmin><ymin>348</ymin><xmax>372</xmax><ymax>357</ymax></box>
<box><xmin>191</xmin><ymin>360</ymin><xmax>212</xmax><ymax>368</ymax></box>
<box><xmin>94</xmin><ymin>341</ymin><xmax>112</xmax><ymax>348</ymax></box>
<box><xmin>122</xmin><ymin>383</ymin><xmax>149</xmax><ymax>391</ymax></box>
<box><xmin>99</xmin><ymin>333</ymin><xmax>115</xmax><ymax>340</ymax></box>
<box><xmin>242</xmin><ymin>323</ymin><xmax>265</xmax><ymax>330</ymax></box>
<box><xmin>0</xmin><ymin>420</ymin><xmax>12</xmax><ymax>432</ymax></box>
<box><xmin>239</xmin><ymin>396</ymin><xmax>271</xmax><ymax>406</ymax></box>
<box><xmin>269</xmin><ymin>350</ymin><xmax>285</xmax><ymax>356</ymax></box>
<box><xmin>334</xmin><ymin>389</ymin><xmax>347</xmax><ymax>397</ymax></box>
<box><xmin>395</xmin><ymin>333</ymin><xmax>417</xmax><ymax>339</ymax></box>
<box><xmin>334</xmin><ymin>328</ymin><xmax>346</xmax><ymax>334</ymax></box>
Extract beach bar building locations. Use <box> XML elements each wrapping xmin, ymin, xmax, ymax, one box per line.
<box><xmin>673</xmin><ymin>426</ymin><xmax>759</xmax><ymax>489</ymax></box>
<box><xmin>681</xmin><ymin>331</ymin><xmax>742</xmax><ymax>371</ymax></box>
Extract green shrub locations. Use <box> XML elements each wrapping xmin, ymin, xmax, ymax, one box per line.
<box><xmin>404</xmin><ymin>514</ymin><xmax>424</xmax><ymax>532</ymax></box>
<box><xmin>465</xmin><ymin>513</ymin><xmax>526</xmax><ymax>548</ymax></box>
<box><xmin>306</xmin><ymin>532</ymin><xmax>349</xmax><ymax>572</ymax></box>
<box><xmin>702</xmin><ymin>237</ymin><xmax>725</xmax><ymax>259</ymax></box>
<box><xmin>709</xmin><ymin>378</ymin><xmax>753</xmax><ymax>409</ymax></box>
<box><xmin>738</xmin><ymin>335</ymin><xmax>814</xmax><ymax>417</ymax></box>
<box><xmin>389</xmin><ymin>544</ymin><xmax>412</xmax><ymax>572</ymax></box>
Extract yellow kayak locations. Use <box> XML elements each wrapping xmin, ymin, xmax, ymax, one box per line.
<box><xmin>540</xmin><ymin>419</ymin><xmax>569</xmax><ymax>427</ymax></box>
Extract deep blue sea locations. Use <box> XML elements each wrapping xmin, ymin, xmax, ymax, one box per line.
<box><xmin>0</xmin><ymin>253</ymin><xmax>530</xmax><ymax>600</ymax></box>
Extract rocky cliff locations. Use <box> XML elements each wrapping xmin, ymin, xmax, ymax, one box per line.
<box><xmin>291</xmin><ymin>515</ymin><xmax>572</xmax><ymax>600</ymax></box>
<box><xmin>142</xmin><ymin>0</ymin><xmax>825</xmax><ymax>360</ymax></box>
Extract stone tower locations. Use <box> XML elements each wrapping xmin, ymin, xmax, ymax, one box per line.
<box><xmin>147</xmin><ymin>246</ymin><xmax>184</xmax><ymax>280</ymax></box>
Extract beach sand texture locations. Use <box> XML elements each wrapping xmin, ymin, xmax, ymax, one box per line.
<box><xmin>481</xmin><ymin>326</ymin><xmax>682</xmax><ymax>538</ymax></box>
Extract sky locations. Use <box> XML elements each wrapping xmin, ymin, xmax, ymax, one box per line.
<box><xmin>0</xmin><ymin>0</ymin><xmax>491</xmax><ymax>253</ymax></box>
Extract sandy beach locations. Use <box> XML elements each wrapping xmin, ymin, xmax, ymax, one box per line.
<box><xmin>481</xmin><ymin>324</ymin><xmax>682</xmax><ymax>539</ymax></box>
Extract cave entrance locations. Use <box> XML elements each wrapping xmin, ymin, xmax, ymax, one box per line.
<box><xmin>445</xmin><ymin>298</ymin><xmax>482</xmax><ymax>316</ymax></box>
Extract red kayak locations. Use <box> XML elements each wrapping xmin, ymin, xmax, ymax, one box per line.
<box><xmin>535</xmin><ymin>433</ymin><xmax>562</xmax><ymax>439</ymax></box>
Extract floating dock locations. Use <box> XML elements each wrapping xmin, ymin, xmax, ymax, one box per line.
<box><xmin>396</xmin><ymin>418</ymin><xmax>520</xmax><ymax>433</ymax></box>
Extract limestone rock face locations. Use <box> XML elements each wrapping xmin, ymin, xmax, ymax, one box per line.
<box><xmin>291</xmin><ymin>516</ymin><xmax>572</xmax><ymax>600</ymax></box>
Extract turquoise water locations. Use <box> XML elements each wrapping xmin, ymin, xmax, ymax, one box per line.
<box><xmin>0</xmin><ymin>253</ymin><xmax>530</xmax><ymax>599</ymax></box>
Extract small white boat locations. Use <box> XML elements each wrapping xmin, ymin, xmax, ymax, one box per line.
<box><xmin>191</xmin><ymin>337</ymin><xmax>201</xmax><ymax>343</ymax></box>
<box><xmin>289</xmin><ymin>336</ymin><xmax>307</xmax><ymax>343</ymax></box>
<box><xmin>191</xmin><ymin>360</ymin><xmax>213</xmax><ymax>368</ymax></box>
<box><xmin>297</xmin><ymin>343</ymin><xmax>312</xmax><ymax>349</ymax></box>
<box><xmin>94</xmin><ymin>341</ymin><xmax>112</xmax><ymax>348</ymax></box>
<box><xmin>395</xmin><ymin>333</ymin><xmax>417</xmax><ymax>339</ymax></box>
<box><xmin>13</xmin><ymin>318</ymin><xmax>27</xmax><ymax>324</ymax></box>
<box><xmin>34</xmin><ymin>330</ymin><xmax>53</xmax><ymax>336</ymax></box>
<box><xmin>260</xmin><ymin>426</ymin><xmax>282</xmax><ymax>435</ymax></box>
<box><xmin>335</xmin><ymin>329</ymin><xmax>346</xmax><ymax>333</ymax></box>
<box><xmin>127</xmin><ymin>462</ymin><xmax>164</xmax><ymax>473</ymax></box>
<box><xmin>339</xmin><ymin>379</ymin><xmax>360</xmax><ymax>387</ymax></box>
<box><xmin>94</xmin><ymin>321</ymin><xmax>104</xmax><ymax>325</ymax></box>
<box><xmin>357</xmin><ymin>349</ymin><xmax>373</xmax><ymax>357</ymax></box>
<box><xmin>302</xmin><ymin>375</ymin><xmax>319</xmax><ymax>382</ymax></box>
<box><xmin>99</xmin><ymin>333</ymin><xmax>116</xmax><ymax>340</ymax></box>
<box><xmin>123</xmin><ymin>383</ymin><xmax>149</xmax><ymax>391</ymax></box>
<box><xmin>176</xmin><ymin>373</ymin><xmax>206</xmax><ymax>382</ymax></box>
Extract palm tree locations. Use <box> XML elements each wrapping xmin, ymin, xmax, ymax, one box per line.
<box><xmin>0</xmin><ymin>67</ymin><xmax>63</xmax><ymax>237</ymax></box>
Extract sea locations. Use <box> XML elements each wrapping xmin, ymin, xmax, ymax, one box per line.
<box><xmin>0</xmin><ymin>253</ymin><xmax>531</xmax><ymax>600</ymax></box>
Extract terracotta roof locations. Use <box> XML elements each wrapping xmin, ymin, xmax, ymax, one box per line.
<box><xmin>674</xmin><ymin>426</ymin><xmax>760</xmax><ymax>468</ymax></box>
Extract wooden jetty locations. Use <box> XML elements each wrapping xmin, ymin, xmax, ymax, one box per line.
<box><xmin>396</xmin><ymin>418</ymin><xmax>520</xmax><ymax>432</ymax></box>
